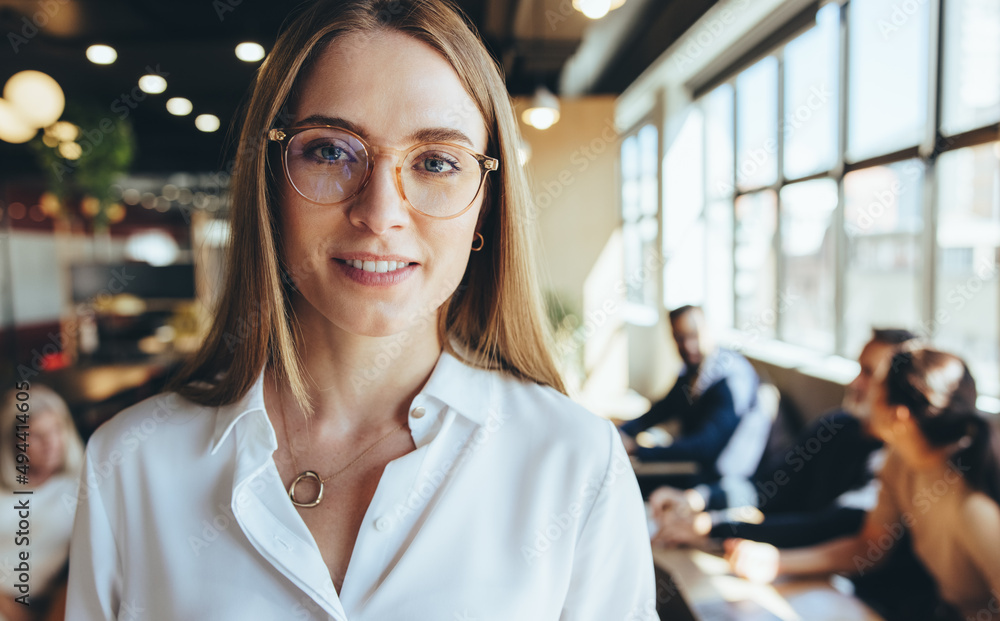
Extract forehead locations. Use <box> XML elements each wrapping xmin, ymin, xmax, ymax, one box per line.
<box><xmin>860</xmin><ymin>341</ymin><xmax>893</xmax><ymax>369</ymax></box>
<box><xmin>672</xmin><ymin>312</ymin><xmax>702</xmax><ymax>334</ymax></box>
<box><xmin>292</xmin><ymin>30</ymin><xmax>488</xmax><ymax>151</ymax></box>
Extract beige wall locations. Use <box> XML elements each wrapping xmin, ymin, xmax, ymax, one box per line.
<box><xmin>514</xmin><ymin>95</ymin><xmax>620</xmax><ymax>315</ymax></box>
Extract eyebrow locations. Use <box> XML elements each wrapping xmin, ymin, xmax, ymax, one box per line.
<box><xmin>292</xmin><ymin>114</ymin><xmax>476</xmax><ymax>148</ymax></box>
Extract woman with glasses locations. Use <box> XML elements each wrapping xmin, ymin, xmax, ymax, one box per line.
<box><xmin>65</xmin><ymin>1</ymin><xmax>656</xmax><ymax>619</ymax></box>
<box><xmin>728</xmin><ymin>347</ymin><xmax>1000</xmax><ymax>621</ymax></box>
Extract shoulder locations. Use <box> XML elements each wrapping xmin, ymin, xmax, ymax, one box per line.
<box><xmin>959</xmin><ymin>491</ymin><xmax>1000</xmax><ymax>532</ymax></box>
<box><xmin>84</xmin><ymin>389</ymin><xmax>213</xmax><ymax>461</ymax></box>
<box><xmin>484</xmin><ymin>369</ymin><xmax>619</xmax><ymax>466</ymax></box>
<box><xmin>706</xmin><ymin>350</ymin><xmax>758</xmax><ymax>390</ymax></box>
<box><xmin>955</xmin><ymin>491</ymin><xmax>1000</xmax><ymax>562</ymax></box>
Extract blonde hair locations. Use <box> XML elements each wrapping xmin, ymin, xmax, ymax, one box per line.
<box><xmin>0</xmin><ymin>384</ymin><xmax>84</xmax><ymax>491</ymax></box>
<box><xmin>168</xmin><ymin>0</ymin><xmax>565</xmax><ymax>413</ymax></box>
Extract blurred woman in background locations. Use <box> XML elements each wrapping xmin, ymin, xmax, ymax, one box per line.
<box><xmin>728</xmin><ymin>347</ymin><xmax>1000</xmax><ymax>621</ymax></box>
<box><xmin>0</xmin><ymin>384</ymin><xmax>83</xmax><ymax>621</ymax></box>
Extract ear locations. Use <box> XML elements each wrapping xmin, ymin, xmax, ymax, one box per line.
<box><xmin>893</xmin><ymin>404</ymin><xmax>913</xmax><ymax>425</ymax></box>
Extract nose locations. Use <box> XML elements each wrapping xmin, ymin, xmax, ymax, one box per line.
<box><xmin>347</xmin><ymin>156</ymin><xmax>410</xmax><ymax>235</ymax></box>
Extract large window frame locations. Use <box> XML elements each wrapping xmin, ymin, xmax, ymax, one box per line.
<box><xmin>657</xmin><ymin>0</ymin><xmax>1000</xmax><ymax>396</ymax></box>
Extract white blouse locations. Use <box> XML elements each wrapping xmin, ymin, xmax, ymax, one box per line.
<box><xmin>0</xmin><ymin>474</ymin><xmax>78</xmax><ymax>599</ymax></box>
<box><xmin>66</xmin><ymin>349</ymin><xmax>658</xmax><ymax>620</ymax></box>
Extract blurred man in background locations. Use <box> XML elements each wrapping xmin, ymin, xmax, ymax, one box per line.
<box><xmin>618</xmin><ymin>305</ymin><xmax>763</xmax><ymax>485</ymax></box>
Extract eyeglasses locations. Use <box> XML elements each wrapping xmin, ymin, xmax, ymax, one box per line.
<box><xmin>268</xmin><ymin>125</ymin><xmax>499</xmax><ymax>219</ymax></box>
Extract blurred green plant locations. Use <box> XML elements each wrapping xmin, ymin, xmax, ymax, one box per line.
<box><xmin>28</xmin><ymin>102</ymin><xmax>135</xmax><ymax>231</ymax></box>
<box><xmin>544</xmin><ymin>290</ymin><xmax>585</xmax><ymax>390</ymax></box>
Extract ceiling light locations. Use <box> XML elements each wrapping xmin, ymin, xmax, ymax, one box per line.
<box><xmin>47</xmin><ymin>120</ymin><xmax>79</xmax><ymax>142</ymax></box>
<box><xmin>86</xmin><ymin>44</ymin><xmax>117</xmax><ymax>65</ymax></box>
<box><xmin>166</xmin><ymin>97</ymin><xmax>193</xmax><ymax>116</ymax></box>
<box><xmin>0</xmin><ymin>99</ymin><xmax>36</xmax><ymax>143</ymax></box>
<box><xmin>138</xmin><ymin>74</ymin><xmax>167</xmax><ymax>94</ymax></box>
<box><xmin>3</xmin><ymin>70</ymin><xmax>65</xmax><ymax>128</ymax></box>
<box><xmin>235</xmin><ymin>42</ymin><xmax>265</xmax><ymax>62</ymax></box>
<box><xmin>572</xmin><ymin>0</ymin><xmax>626</xmax><ymax>19</ymax></box>
<box><xmin>58</xmin><ymin>141</ymin><xmax>82</xmax><ymax>160</ymax></box>
<box><xmin>521</xmin><ymin>86</ymin><xmax>561</xmax><ymax>130</ymax></box>
<box><xmin>195</xmin><ymin>114</ymin><xmax>220</xmax><ymax>132</ymax></box>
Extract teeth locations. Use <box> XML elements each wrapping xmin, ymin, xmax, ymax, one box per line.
<box><xmin>345</xmin><ymin>259</ymin><xmax>410</xmax><ymax>273</ymax></box>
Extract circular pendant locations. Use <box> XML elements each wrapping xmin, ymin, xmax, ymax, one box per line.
<box><xmin>288</xmin><ymin>471</ymin><xmax>324</xmax><ymax>508</ymax></box>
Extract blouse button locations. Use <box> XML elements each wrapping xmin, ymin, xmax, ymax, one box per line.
<box><xmin>410</xmin><ymin>406</ymin><xmax>426</xmax><ymax>419</ymax></box>
<box><xmin>374</xmin><ymin>516</ymin><xmax>392</xmax><ymax>531</ymax></box>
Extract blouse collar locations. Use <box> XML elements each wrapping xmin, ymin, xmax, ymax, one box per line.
<box><xmin>209</xmin><ymin>346</ymin><xmax>497</xmax><ymax>455</ymax></box>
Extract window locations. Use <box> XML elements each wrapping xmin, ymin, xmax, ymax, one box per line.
<box><xmin>705</xmin><ymin>199</ymin><xmax>734</xmax><ymax>333</ymax></box>
<box><xmin>934</xmin><ymin>143</ymin><xmax>1000</xmax><ymax>397</ymax></box>
<box><xmin>736</xmin><ymin>57</ymin><xmax>779</xmax><ymax>191</ymax></box>
<box><xmin>621</xmin><ymin>124</ymin><xmax>660</xmax><ymax>312</ymax></box>
<box><xmin>639</xmin><ymin>0</ymin><xmax>1000</xmax><ymax>394</ymax></box>
<box><xmin>783</xmin><ymin>3</ymin><xmax>839</xmax><ymax>180</ymax></box>
<box><xmin>734</xmin><ymin>191</ymin><xmax>777</xmax><ymax>338</ymax></box>
<box><xmin>847</xmin><ymin>0</ymin><xmax>930</xmax><ymax>161</ymax></box>
<box><xmin>843</xmin><ymin>160</ymin><xmax>924</xmax><ymax>356</ymax></box>
<box><xmin>779</xmin><ymin>179</ymin><xmax>839</xmax><ymax>352</ymax></box>
<box><xmin>664</xmin><ymin>108</ymin><xmax>705</xmax><ymax>309</ymax></box>
<box><xmin>705</xmin><ymin>84</ymin><xmax>735</xmax><ymax>198</ymax></box>
<box><xmin>941</xmin><ymin>0</ymin><xmax>1000</xmax><ymax>135</ymax></box>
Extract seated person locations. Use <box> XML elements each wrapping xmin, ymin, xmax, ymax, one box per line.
<box><xmin>649</xmin><ymin>328</ymin><xmax>916</xmax><ymax>549</ymax></box>
<box><xmin>0</xmin><ymin>384</ymin><xmax>84</xmax><ymax>621</ymax></box>
<box><xmin>728</xmin><ymin>347</ymin><xmax>1000</xmax><ymax>621</ymax></box>
<box><xmin>618</xmin><ymin>305</ymin><xmax>763</xmax><ymax>481</ymax></box>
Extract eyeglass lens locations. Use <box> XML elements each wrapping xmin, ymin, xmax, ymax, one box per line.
<box><xmin>285</xmin><ymin>127</ymin><xmax>486</xmax><ymax>217</ymax></box>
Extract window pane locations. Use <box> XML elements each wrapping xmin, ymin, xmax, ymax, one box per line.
<box><xmin>664</xmin><ymin>107</ymin><xmax>705</xmax><ymax>308</ymax></box>
<box><xmin>935</xmin><ymin>143</ymin><xmax>1000</xmax><ymax>396</ymax></box>
<box><xmin>783</xmin><ymin>4</ymin><xmax>839</xmax><ymax>179</ymax></box>
<box><xmin>843</xmin><ymin>160</ymin><xmax>925</xmax><ymax>356</ymax></box>
<box><xmin>705</xmin><ymin>199</ymin><xmax>734</xmax><ymax>331</ymax></box>
<box><xmin>847</xmin><ymin>0</ymin><xmax>930</xmax><ymax>161</ymax></box>
<box><xmin>735</xmin><ymin>191</ymin><xmax>777</xmax><ymax>338</ymax></box>
<box><xmin>621</xmin><ymin>126</ymin><xmax>660</xmax><ymax>308</ymax></box>
<box><xmin>639</xmin><ymin>125</ymin><xmax>659</xmax><ymax>217</ymax></box>
<box><xmin>736</xmin><ymin>57</ymin><xmax>779</xmax><ymax>191</ymax></box>
<box><xmin>705</xmin><ymin>84</ymin><xmax>734</xmax><ymax>198</ymax></box>
<box><xmin>779</xmin><ymin>179</ymin><xmax>839</xmax><ymax>352</ymax></box>
<box><xmin>664</xmin><ymin>219</ymin><xmax>705</xmax><ymax>310</ymax></box>
<box><xmin>941</xmin><ymin>0</ymin><xmax>1000</xmax><ymax>135</ymax></box>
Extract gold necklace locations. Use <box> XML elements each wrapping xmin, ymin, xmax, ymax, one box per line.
<box><xmin>280</xmin><ymin>404</ymin><xmax>407</xmax><ymax>508</ymax></box>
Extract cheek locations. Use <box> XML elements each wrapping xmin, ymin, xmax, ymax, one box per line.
<box><xmin>280</xmin><ymin>202</ymin><xmax>335</xmax><ymax>280</ymax></box>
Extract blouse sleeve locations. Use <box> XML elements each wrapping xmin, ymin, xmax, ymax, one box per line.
<box><xmin>65</xmin><ymin>442</ymin><xmax>122</xmax><ymax>621</ymax></box>
<box><xmin>560</xmin><ymin>420</ymin><xmax>658</xmax><ymax>621</ymax></box>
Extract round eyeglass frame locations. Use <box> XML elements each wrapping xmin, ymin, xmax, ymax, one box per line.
<box><xmin>267</xmin><ymin>125</ymin><xmax>500</xmax><ymax>220</ymax></box>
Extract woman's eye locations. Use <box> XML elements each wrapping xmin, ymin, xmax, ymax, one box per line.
<box><xmin>417</xmin><ymin>153</ymin><xmax>460</xmax><ymax>174</ymax></box>
<box><xmin>301</xmin><ymin>140</ymin><xmax>358</xmax><ymax>164</ymax></box>
<box><xmin>314</xmin><ymin>145</ymin><xmax>351</xmax><ymax>162</ymax></box>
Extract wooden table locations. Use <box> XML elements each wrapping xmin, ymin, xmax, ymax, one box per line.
<box><xmin>652</xmin><ymin>547</ymin><xmax>884</xmax><ymax>621</ymax></box>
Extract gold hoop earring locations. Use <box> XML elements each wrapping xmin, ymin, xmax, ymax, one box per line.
<box><xmin>471</xmin><ymin>232</ymin><xmax>484</xmax><ymax>252</ymax></box>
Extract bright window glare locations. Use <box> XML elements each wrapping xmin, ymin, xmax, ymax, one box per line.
<box><xmin>736</xmin><ymin>57</ymin><xmax>778</xmax><ymax>190</ymax></box>
<box><xmin>942</xmin><ymin>0</ymin><xmax>1000</xmax><ymax>134</ymax></box>
<box><xmin>848</xmin><ymin>0</ymin><xmax>930</xmax><ymax>161</ymax></box>
<box><xmin>783</xmin><ymin>4</ymin><xmax>839</xmax><ymax>179</ymax></box>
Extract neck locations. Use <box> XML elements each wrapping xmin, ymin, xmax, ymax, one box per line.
<box><xmin>893</xmin><ymin>431</ymin><xmax>952</xmax><ymax>472</ymax></box>
<box><xmin>270</xmin><ymin>298</ymin><xmax>444</xmax><ymax>436</ymax></box>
